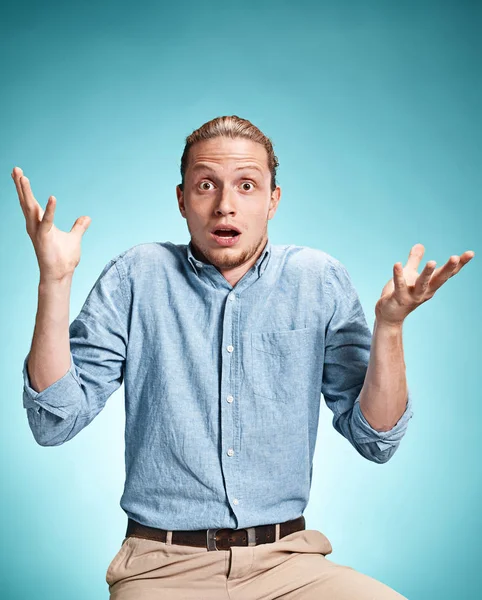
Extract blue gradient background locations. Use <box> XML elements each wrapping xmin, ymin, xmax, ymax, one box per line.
<box><xmin>1</xmin><ymin>1</ymin><xmax>480</xmax><ymax>598</ymax></box>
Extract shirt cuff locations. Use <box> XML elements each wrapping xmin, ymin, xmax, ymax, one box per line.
<box><xmin>351</xmin><ymin>387</ymin><xmax>414</xmax><ymax>451</ymax></box>
<box><xmin>22</xmin><ymin>353</ymin><xmax>82</xmax><ymax>418</ymax></box>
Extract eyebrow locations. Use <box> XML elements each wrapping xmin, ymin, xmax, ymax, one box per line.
<box><xmin>191</xmin><ymin>163</ymin><xmax>264</xmax><ymax>176</ymax></box>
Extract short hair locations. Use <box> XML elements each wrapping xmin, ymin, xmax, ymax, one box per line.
<box><xmin>179</xmin><ymin>115</ymin><xmax>279</xmax><ymax>193</ymax></box>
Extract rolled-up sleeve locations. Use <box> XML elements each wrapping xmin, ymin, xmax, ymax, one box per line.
<box><xmin>321</xmin><ymin>259</ymin><xmax>414</xmax><ymax>463</ymax></box>
<box><xmin>22</xmin><ymin>256</ymin><xmax>129</xmax><ymax>446</ymax></box>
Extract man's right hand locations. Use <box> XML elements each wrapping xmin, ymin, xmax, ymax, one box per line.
<box><xmin>12</xmin><ymin>166</ymin><xmax>91</xmax><ymax>283</ymax></box>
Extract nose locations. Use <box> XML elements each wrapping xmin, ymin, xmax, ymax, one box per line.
<box><xmin>214</xmin><ymin>186</ymin><xmax>236</xmax><ymax>216</ymax></box>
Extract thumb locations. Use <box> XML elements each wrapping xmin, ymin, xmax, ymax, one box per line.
<box><xmin>70</xmin><ymin>216</ymin><xmax>91</xmax><ymax>237</ymax></box>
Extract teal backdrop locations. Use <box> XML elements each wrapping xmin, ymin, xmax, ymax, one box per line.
<box><xmin>1</xmin><ymin>1</ymin><xmax>480</xmax><ymax>598</ymax></box>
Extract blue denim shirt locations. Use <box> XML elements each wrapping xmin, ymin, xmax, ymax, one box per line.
<box><xmin>22</xmin><ymin>238</ymin><xmax>413</xmax><ymax>530</ymax></box>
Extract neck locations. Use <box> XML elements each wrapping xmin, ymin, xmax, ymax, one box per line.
<box><xmin>190</xmin><ymin>237</ymin><xmax>268</xmax><ymax>288</ymax></box>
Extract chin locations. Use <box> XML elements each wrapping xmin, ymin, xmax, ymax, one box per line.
<box><xmin>191</xmin><ymin>230</ymin><xmax>266</xmax><ymax>269</ymax></box>
<box><xmin>209</xmin><ymin>249</ymin><xmax>246</xmax><ymax>268</ymax></box>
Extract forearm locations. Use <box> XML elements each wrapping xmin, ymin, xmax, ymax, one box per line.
<box><xmin>358</xmin><ymin>318</ymin><xmax>408</xmax><ymax>432</ymax></box>
<box><xmin>27</xmin><ymin>275</ymin><xmax>73</xmax><ymax>392</ymax></box>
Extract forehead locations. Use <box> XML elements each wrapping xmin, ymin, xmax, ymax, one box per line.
<box><xmin>188</xmin><ymin>137</ymin><xmax>269</xmax><ymax>175</ymax></box>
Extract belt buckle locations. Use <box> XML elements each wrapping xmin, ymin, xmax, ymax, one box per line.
<box><xmin>206</xmin><ymin>528</ymin><xmax>220</xmax><ymax>551</ymax></box>
<box><xmin>206</xmin><ymin>526</ymin><xmax>257</xmax><ymax>551</ymax></box>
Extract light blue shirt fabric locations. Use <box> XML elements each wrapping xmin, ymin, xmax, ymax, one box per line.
<box><xmin>22</xmin><ymin>238</ymin><xmax>413</xmax><ymax>530</ymax></box>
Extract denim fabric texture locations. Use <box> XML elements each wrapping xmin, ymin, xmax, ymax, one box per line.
<box><xmin>22</xmin><ymin>238</ymin><xmax>413</xmax><ymax>530</ymax></box>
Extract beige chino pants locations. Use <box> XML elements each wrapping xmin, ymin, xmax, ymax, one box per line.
<box><xmin>106</xmin><ymin>527</ymin><xmax>407</xmax><ymax>599</ymax></box>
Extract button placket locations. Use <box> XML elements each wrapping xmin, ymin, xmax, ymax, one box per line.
<box><xmin>221</xmin><ymin>289</ymin><xmax>242</xmax><ymax>519</ymax></box>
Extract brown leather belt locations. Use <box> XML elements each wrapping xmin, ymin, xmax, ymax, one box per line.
<box><xmin>126</xmin><ymin>515</ymin><xmax>305</xmax><ymax>551</ymax></box>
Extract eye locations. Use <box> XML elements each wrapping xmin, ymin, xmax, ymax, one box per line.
<box><xmin>240</xmin><ymin>181</ymin><xmax>255</xmax><ymax>191</ymax></box>
<box><xmin>199</xmin><ymin>180</ymin><xmax>214</xmax><ymax>191</ymax></box>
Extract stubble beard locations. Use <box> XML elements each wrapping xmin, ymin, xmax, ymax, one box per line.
<box><xmin>189</xmin><ymin>222</ymin><xmax>268</xmax><ymax>270</ymax></box>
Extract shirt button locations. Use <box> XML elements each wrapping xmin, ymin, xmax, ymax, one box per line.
<box><xmin>227</xmin><ymin>395</ymin><xmax>234</xmax><ymax>403</ymax></box>
<box><xmin>228</xmin><ymin>292</ymin><xmax>235</xmax><ymax>301</ymax></box>
<box><xmin>227</xmin><ymin>345</ymin><xmax>234</xmax><ymax>353</ymax></box>
<box><xmin>227</xmin><ymin>448</ymin><xmax>234</xmax><ymax>456</ymax></box>
<box><xmin>196</xmin><ymin>262</ymin><xmax>203</xmax><ymax>268</ymax></box>
<box><xmin>233</xmin><ymin>498</ymin><xmax>239</xmax><ymax>505</ymax></box>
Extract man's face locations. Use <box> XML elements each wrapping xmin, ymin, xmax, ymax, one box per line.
<box><xmin>176</xmin><ymin>136</ymin><xmax>281</xmax><ymax>273</ymax></box>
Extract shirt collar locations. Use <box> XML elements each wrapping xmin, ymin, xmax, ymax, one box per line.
<box><xmin>186</xmin><ymin>238</ymin><xmax>271</xmax><ymax>278</ymax></box>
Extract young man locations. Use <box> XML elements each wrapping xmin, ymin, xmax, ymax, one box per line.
<box><xmin>16</xmin><ymin>115</ymin><xmax>474</xmax><ymax>599</ymax></box>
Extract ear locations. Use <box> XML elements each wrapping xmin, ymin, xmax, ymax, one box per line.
<box><xmin>268</xmin><ymin>185</ymin><xmax>281</xmax><ymax>220</ymax></box>
<box><xmin>176</xmin><ymin>185</ymin><xmax>186</xmax><ymax>219</ymax></box>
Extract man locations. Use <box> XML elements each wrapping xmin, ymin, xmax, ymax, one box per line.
<box><xmin>16</xmin><ymin>115</ymin><xmax>474</xmax><ymax>599</ymax></box>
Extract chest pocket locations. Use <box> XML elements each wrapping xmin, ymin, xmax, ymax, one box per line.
<box><xmin>247</xmin><ymin>327</ymin><xmax>315</xmax><ymax>402</ymax></box>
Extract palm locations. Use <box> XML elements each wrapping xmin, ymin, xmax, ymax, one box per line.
<box><xmin>12</xmin><ymin>167</ymin><xmax>91</xmax><ymax>281</ymax></box>
<box><xmin>375</xmin><ymin>243</ymin><xmax>475</xmax><ymax>326</ymax></box>
<box><xmin>32</xmin><ymin>223</ymin><xmax>82</xmax><ymax>275</ymax></box>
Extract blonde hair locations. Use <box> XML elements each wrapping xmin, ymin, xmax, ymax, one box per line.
<box><xmin>179</xmin><ymin>115</ymin><xmax>279</xmax><ymax>192</ymax></box>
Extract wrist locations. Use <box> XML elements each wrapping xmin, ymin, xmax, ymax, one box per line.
<box><xmin>374</xmin><ymin>317</ymin><xmax>404</xmax><ymax>333</ymax></box>
<box><xmin>39</xmin><ymin>273</ymin><xmax>74</xmax><ymax>290</ymax></box>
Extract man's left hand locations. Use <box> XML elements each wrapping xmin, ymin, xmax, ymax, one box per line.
<box><xmin>375</xmin><ymin>243</ymin><xmax>475</xmax><ymax>327</ymax></box>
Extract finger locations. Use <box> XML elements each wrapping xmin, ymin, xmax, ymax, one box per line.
<box><xmin>405</xmin><ymin>243</ymin><xmax>425</xmax><ymax>272</ymax></box>
<box><xmin>428</xmin><ymin>255</ymin><xmax>460</xmax><ymax>293</ymax></box>
<box><xmin>450</xmin><ymin>250</ymin><xmax>475</xmax><ymax>275</ymax></box>
<box><xmin>12</xmin><ymin>167</ymin><xmax>27</xmax><ymax>217</ymax></box>
<box><xmin>19</xmin><ymin>175</ymin><xmax>44</xmax><ymax>221</ymax></box>
<box><xmin>70</xmin><ymin>216</ymin><xmax>92</xmax><ymax>238</ymax></box>
<box><xmin>39</xmin><ymin>196</ymin><xmax>56</xmax><ymax>233</ymax></box>
<box><xmin>393</xmin><ymin>262</ymin><xmax>409</xmax><ymax>296</ymax></box>
<box><xmin>413</xmin><ymin>261</ymin><xmax>437</xmax><ymax>298</ymax></box>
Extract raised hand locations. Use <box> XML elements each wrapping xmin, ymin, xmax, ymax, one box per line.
<box><xmin>375</xmin><ymin>243</ymin><xmax>475</xmax><ymax>327</ymax></box>
<box><xmin>12</xmin><ymin>166</ymin><xmax>92</xmax><ymax>282</ymax></box>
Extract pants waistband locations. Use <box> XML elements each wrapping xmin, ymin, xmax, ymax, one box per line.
<box><xmin>126</xmin><ymin>515</ymin><xmax>306</xmax><ymax>551</ymax></box>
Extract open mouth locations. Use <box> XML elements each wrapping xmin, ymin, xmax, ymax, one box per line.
<box><xmin>213</xmin><ymin>229</ymin><xmax>240</xmax><ymax>237</ymax></box>
<box><xmin>210</xmin><ymin>229</ymin><xmax>241</xmax><ymax>246</ymax></box>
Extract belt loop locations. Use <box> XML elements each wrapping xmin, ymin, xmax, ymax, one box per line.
<box><xmin>246</xmin><ymin>526</ymin><xmax>256</xmax><ymax>546</ymax></box>
<box><xmin>165</xmin><ymin>531</ymin><xmax>173</xmax><ymax>545</ymax></box>
<box><xmin>275</xmin><ymin>523</ymin><xmax>280</xmax><ymax>541</ymax></box>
